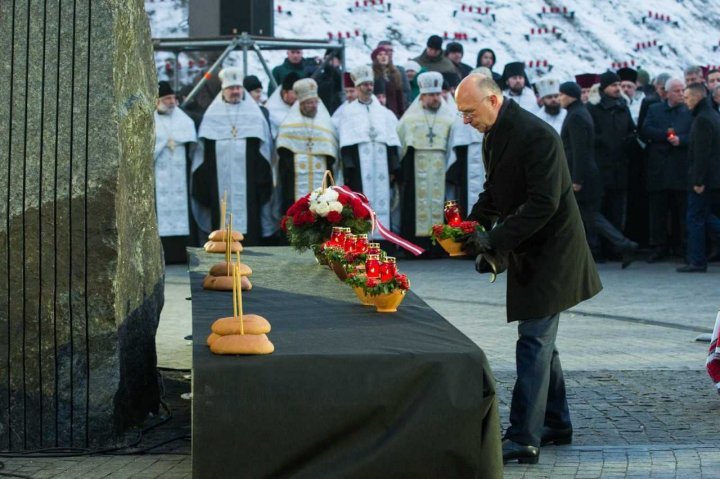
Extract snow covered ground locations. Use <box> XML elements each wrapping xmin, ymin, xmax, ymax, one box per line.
<box><xmin>146</xmin><ymin>0</ymin><xmax>720</xmax><ymax>89</ymax></box>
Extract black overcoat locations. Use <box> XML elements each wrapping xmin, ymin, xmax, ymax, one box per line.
<box><xmin>468</xmin><ymin>100</ymin><xmax>602</xmax><ymax>322</ymax></box>
<box><xmin>588</xmin><ymin>94</ymin><xmax>636</xmax><ymax>190</ymax></box>
<box><xmin>640</xmin><ymin>101</ymin><xmax>692</xmax><ymax>191</ymax></box>
<box><xmin>687</xmin><ymin>99</ymin><xmax>720</xmax><ymax>189</ymax></box>
<box><xmin>560</xmin><ymin>100</ymin><xmax>602</xmax><ymax>203</ymax></box>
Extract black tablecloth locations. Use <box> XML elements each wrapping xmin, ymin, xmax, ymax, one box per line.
<box><xmin>189</xmin><ymin>247</ymin><xmax>502</xmax><ymax>479</ymax></box>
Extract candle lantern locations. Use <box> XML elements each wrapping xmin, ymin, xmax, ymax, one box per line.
<box><xmin>365</xmin><ymin>254</ymin><xmax>381</xmax><ymax>278</ymax></box>
<box><xmin>444</xmin><ymin>200</ymin><xmax>462</xmax><ymax>227</ymax></box>
<box><xmin>380</xmin><ymin>256</ymin><xmax>397</xmax><ymax>281</ymax></box>
<box><xmin>667</xmin><ymin>127</ymin><xmax>677</xmax><ymax>140</ymax></box>
<box><xmin>355</xmin><ymin>234</ymin><xmax>369</xmax><ymax>254</ymax></box>
<box><xmin>343</xmin><ymin>234</ymin><xmax>357</xmax><ymax>253</ymax></box>
<box><xmin>367</xmin><ymin>242</ymin><xmax>381</xmax><ymax>255</ymax></box>
<box><xmin>328</xmin><ymin>226</ymin><xmax>344</xmax><ymax>247</ymax></box>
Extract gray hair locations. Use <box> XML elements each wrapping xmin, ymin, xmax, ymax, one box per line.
<box><xmin>470</xmin><ymin>66</ymin><xmax>493</xmax><ymax>77</ymax></box>
<box><xmin>664</xmin><ymin>78</ymin><xmax>684</xmax><ymax>91</ymax></box>
<box><xmin>653</xmin><ymin>72</ymin><xmax>671</xmax><ymax>86</ymax></box>
<box><xmin>684</xmin><ymin>65</ymin><xmax>704</xmax><ymax>77</ymax></box>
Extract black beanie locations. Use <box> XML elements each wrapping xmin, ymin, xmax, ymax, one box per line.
<box><xmin>599</xmin><ymin>71</ymin><xmax>621</xmax><ymax>91</ymax></box>
<box><xmin>427</xmin><ymin>35</ymin><xmax>443</xmax><ymax>50</ymax></box>
<box><xmin>446</xmin><ymin>42</ymin><xmax>463</xmax><ymax>54</ymax></box>
<box><xmin>243</xmin><ymin>75</ymin><xmax>262</xmax><ymax>91</ymax></box>
<box><xmin>158</xmin><ymin>81</ymin><xmax>174</xmax><ymax>98</ymax></box>
<box><xmin>559</xmin><ymin>81</ymin><xmax>582</xmax><ymax>100</ymax></box>
<box><xmin>616</xmin><ymin>67</ymin><xmax>637</xmax><ymax>83</ymax></box>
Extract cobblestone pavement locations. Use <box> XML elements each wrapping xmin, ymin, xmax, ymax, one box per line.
<box><xmin>1</xmin><ymin>257</ymin><xmax>718</xmax><ymax>478</ymax></box>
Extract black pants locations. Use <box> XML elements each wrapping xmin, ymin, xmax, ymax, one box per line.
<box><xmin>505</xmin><ymin>312</ymin><xmax>571</xmax><ymax>447</ymax></box>
<box><xmin>648</xmin><ymin>190</ymin><xmax>687</xmax><ymax>255</ymax></box>
<box><xmin>602</xmin><ymin>188</ymin><xmax>627</xmax><ymax>232</ymax></box>
<box><xmin>578</xmin><ymin>198</ymin><xmax>632</xmax><ymax>254</ymax></box>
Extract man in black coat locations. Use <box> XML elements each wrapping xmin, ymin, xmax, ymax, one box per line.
<box><xmin>559</xmin><ymin>82</ymin><xmax>637</xmax><ymax>267</ymax></box>
<box><xmin>640</xmin><ymin>78</ymin><xmax>693</xmax><ymax>262</ymax></box>
<box><xmin>588</xmin><ymin>72</ymin><xmax>637</xmax><ymax>234</ymax></box>
<box><xmin>678</xmin><ymin>84</ymin><xmax>720</xmax><ymax>272</ymax></box>
<box><xmin>455</xmin><ymin>74</ymin><xmax>602</xmax><ymax>464</ymax></box>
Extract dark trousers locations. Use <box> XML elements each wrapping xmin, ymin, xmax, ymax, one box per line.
<box><xmin>579</xmin><ymin>198</ymin><xmax>632</xmax><ymax>254</ymax></box>
<box><xmin>602</xmin><ymin>188</ymin><xmax>627</xmax><ymax>232</ymax></box>
<box><xmin>648</xmin><ymin>190</ymin><xmax>687</xmax><ymax>254</ymax></box>
<box><xmin>686</xmin><ymin>189</ymin><xmax>720</xmax><ymax>267</ymax></box>
<box><xmin>505</xmin><ymin>312</ymin><xmax>571</xmax><ymax>447</ymax></box>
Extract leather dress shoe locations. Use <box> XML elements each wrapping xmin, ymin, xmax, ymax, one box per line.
<box><xmin>502</xmin><ymin>439</ymin><xmax>539</xmax><ymax>464</ymax></box>
<box><xmin>620</xmin><ymin>241</ymin><xmax>638</xmax><ymax>269</ymax></box>
<box><xmin>540</xmin><ymin>426</ymin><xmax>573</xmax><ymax>446</ymax></box>
<box><xmin>676</xmin><ymin>264</ymin><xmax>707</xmax><ymax>273</ymax></box>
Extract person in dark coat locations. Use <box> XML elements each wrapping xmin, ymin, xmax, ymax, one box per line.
<box><xmin>371</xmin><ymin>45</ymin><xmax>406</xmax><ymax>118</ymax></box>
<box><xmin>588</xmin><ymin>72</ymin><xmax>637</xmax><ymax>234</ymax></box>
<box><xmin>559</xmin><ymin>82</ymin><xmax>638</xmax><ymax>267</ymax></box>
<box><xmin>476</xmin><ymin>47</ymin><xmax>503</xmax><ymax>84</ymax></box>
<box><xmin>311</xmin><ymin>49</ymin><xmax>343</xmax><ymax>115</ymax></box>
<box><xmin>455</xmin><ymin>74</ymin><xmax>602</xmax><ymax>465</ymax></box>
<box><xmin>640</xmin><ymin>78</ymin><xmax>693</xmax><ymax>262</ymax></box>
<box><xmin>445</xmin><ymin>41</ymin><xmax>473</xmax><ymax>79</ymax></box>
<box><xmin>678</xmin><ymin>84</ymin><xmax>720</xmax><ymax>272</ymax></box>
<box><xmin>637</xmin><ymin>72</ymin><xmax>670</xmax><ymax>131</ymax></box>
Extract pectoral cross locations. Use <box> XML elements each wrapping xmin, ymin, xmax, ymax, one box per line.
<box><xmin>426</xmin><ymin>128</ymin><xmax>436</xmax><ymax>146</ymax></box>
<box><xmin>231</xmin><ymin>126</ymin><xmax>238</xmax><ymax>138</ymax></box>
<box><xmin>167</xmin><ymin>138</ymin><xmax>176</xmax><ymax>152</ymax></box>
<box><xmin>306</xmin><ymin>139</ymin><xmax>314</xmax><ymax>153</ymax></box>
<box><xmin>368</xmin><ymin>126</ymin><xmax>378</xmax><ymax>142</ymax></box>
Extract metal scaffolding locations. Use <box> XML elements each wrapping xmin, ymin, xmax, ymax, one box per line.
<box><xmin>152</xmin><ymin>33</ymin><xmax>346</xmax><ymax>106</ymax></box>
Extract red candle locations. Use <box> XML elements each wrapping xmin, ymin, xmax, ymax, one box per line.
<box><xmin>444</xmin><ymin>200</ymin><xmax>462</xmax><ymax>227</ymax></box>
<box><xmin>365</xmin><ymin>254</ymin><xmax>381</xmax><ymax>278</ymax></box>
<box><xmin>379</xmin><ymin>257</ymin><xmax>396</xmax><ymax>281</ymax></box>
<box><xmin>328</xmin><ymin>226</ymin><xmax>344</xmax><ymax>246</ymax></box>
<box><xmin>367</xmin><ymin>242</ymin><xmax>381</xmax><ymax>255</ymax></box>
<box><xmin>344</xmin><ymin>234</ymin><xmax>357</xmax><ymax>253</ymax></box>
<box><xmin>355</xmin><ymin>234</ymin><xmax>369</xmax><ymax>254</ymax></box>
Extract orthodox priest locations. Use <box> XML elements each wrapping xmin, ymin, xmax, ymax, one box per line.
<box><xmin>266</xmin><ymin>72</ymin><xmax>300</xmax><ymax>138</ymax></box>
<box><xmin>154</xmin><ymin>81</ymin><xmax>198</xmax><ymax>263</ymax></box>
<box><xmin>397</xmin><ymin>71</ymin><xmax>456</xmax><ymax>251</ymax></box>
<box><xmin>191</xmin><ymin>67</ymin><xmax>273</xmax><ymax>246</ymax></box>
<box><xmin>276</xmin><ymin>78</ymin><xmax>338</xmax><ymax>212</ymax></box>
<box><xmin>337</xmin><ymin>65</ymin><xmax>401</xmax><ymax>235</ymax></box>
<box><xmin>447</xmin><ymin>113</ymin><xmax>485</xmax><ymax>217</ymax></box>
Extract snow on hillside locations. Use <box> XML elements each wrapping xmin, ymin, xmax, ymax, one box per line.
<box><xmin>146</xmin><ymin>0</ymin><xmax>720</xmax><ymax>89</ymax></box>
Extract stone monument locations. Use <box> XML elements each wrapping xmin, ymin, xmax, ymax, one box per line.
<box><xmin>0</xmin><ymin>0</ymin><xmax>164</xmax><ymax>450</ymax></box>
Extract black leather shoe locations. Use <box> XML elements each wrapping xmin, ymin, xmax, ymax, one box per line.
<box><xmin>646</xmin><ymin>248</ymin><xmax>668</xmax><ymax>263</ymax></box>
<box><xmin>540</xmin><ymin>426</ymin><xmax>573</xmax><ymax>446</ymax></box>
<box><xmin>502</xmin><ymin>439</ymin><xmax>539</xmax><ymax>464</ymax></box>
<box><xmin>620</xmin><ymin>241</ymin><xmax>638</xmax><ymax>269</ymax></box>
<box><xmin>676</xmin><ymin>264</ymin><xmax>707</xmax><ymax>273</ymax></box>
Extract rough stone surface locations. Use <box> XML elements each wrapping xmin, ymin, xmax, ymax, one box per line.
<box><xmin>0</xmin><ymin>0</ymin><xmax>164</xmax><ymax>450</ymax></box>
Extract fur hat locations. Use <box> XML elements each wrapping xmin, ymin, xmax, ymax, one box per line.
<box><xmin>417</xmin><ymin>71</ymin><xmax>443</xmax><ymax>94</ymax></box>
<box><xmin>350</xmin><ymin>65</ymin><xmax>374</xmax><ymax>86</ymax></box>
<box><xmin>293</xmin><ymin>78</ymin><xmax>319</xmax><ymax>103</ymax></box>
<box><xmin>575</xmin><ymin>73</ymin><xmax>600</xmax><ymax>89</ymax></box>
<box><xmin>535</xmin><ymin>77</ymin><xmax>560</xmax><ymax>98</ymax></box>
<box><xmin>219</xmin><ymin>67</ymin><xmax>243</xmax><ymax>89</ymax></box>
<box><xmin>502</xmin><ymin>61</ymin><xmax>526</xmax><ymax>82</ymax></box>
<box><xmin>559</xmin><ymin>81</ymin><xmax>582</xmax><ymax>100</ymax></box>
<box><xmin>242</xmin><ymin>75</ymin><xmax>262</xmax><ymax>92</ymax></box>
<box><xmin>617</xmin><ymin>67</ymin><xmax>638</xmax><ymax>83</ymax></box>
<box><xmin>599</xmin><ymin>71</ymin><xmax>621</xmax><ymax>91</ymax></box>
<box><xmin>158</xmin><ymin>81</ymin><xmax>174</xmax><ymax>98</ymax></box>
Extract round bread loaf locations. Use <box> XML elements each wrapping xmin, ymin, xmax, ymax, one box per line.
<box><xmin>208</xmin><ymin>230</ymin><xmax>244</xmax><ymax>242</ymax></box>
<box><xmin>202</xmin><ymin>274</ymin><xmax>252</xmax><ymax>291</ymax></box>
<box><xmin>207</xmin><ymin>332</ymin><xmax>221</xmax><ymax>347</ymax></box>
<box><xmin>210</xmin><ymin>333</ymin><xmax>274</xmax><ymax>355</ymax></box>
<box><xmin>209</xmin><ymin>262</ymin><xmax>252</xmax><ymax>277</ymax></box>
<box><xmin>204</xmin><ymin>241</ymin><xmax>243</xmax><ymax>253</ymax></box>
<box><xmin>211</xmin><ymin>314</ymin><xmax>271</xmax><ymax>335</ymax></box>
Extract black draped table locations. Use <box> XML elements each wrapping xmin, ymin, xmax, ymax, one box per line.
<box><xmin>189</xmin><ymin>247</ymin><xmax>502</xmax><ymax>479</ymax></box>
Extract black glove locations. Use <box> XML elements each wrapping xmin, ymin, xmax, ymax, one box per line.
<box><xmin>475</xmin><ymin>251</ymin><xmax>508</xmax><ymax>282</ymax></box>
<box><xmin>462</xmin><ymin>231</ymin><xmax>493</xmax><ymax>256</ymax></box>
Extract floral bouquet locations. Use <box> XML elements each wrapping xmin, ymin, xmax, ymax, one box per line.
<box><xmin>345</xmin><ymin>271</ymin><xmax>410</xmax><ymax>312</ymax></box>
<box><xmin>281</xmin><ymin>173</ymin><xmax>372</xmax><ymax>255</ymax></box>
<box><xmin>429</xmin><ymin>220</ymin><xmax>485</xmax><ymax>257</ymax></box>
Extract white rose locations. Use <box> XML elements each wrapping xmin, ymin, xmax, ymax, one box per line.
<box><xmin>309</xmin><ymin>188</ymin><xmax>321</xmax><ymax>202</ymax></box>
<box><xmin>319</xmin><ymin>188</ymin><xmax>339</xmax><ymax>202</ymax></box>
<box><xmin>313</xmin><ymin>201</ymin><xmax>330</xmax><ymax>216</ymax></box>
<box><xmin>328</xmin><ymin>201</ymin><xmax>343</xmax><ymax>213</ymax></box>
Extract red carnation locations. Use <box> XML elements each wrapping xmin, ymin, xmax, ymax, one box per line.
<box><xmin>366</xmin><ymin>278</ymin><xmax>378</xmax><ymax>288</ymax></box>
<box><xmin>337</xmin><ymin>192</ymin><xmax>350</xmax><ymax>205</ymax></box>
<box><xmin>351</xmin><ymin>199</ymin><xmax>369</xmax><ymax>219</ymax></box>
<box><xmin>280</xmin><ymin>216</ymin><xmax>289</xmax><ymax>232</ymax></box>
<box><xmin>327</xmin><ymin>211</ymin><xmax>342</xmax><ymax>223</ymax></box>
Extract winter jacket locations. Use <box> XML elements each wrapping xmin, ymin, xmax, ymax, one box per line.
<box><xmin>588</xmin><ymin>93</ymin><xmax>636</xmax><ymax>190</ymax></box>
<box><xmin>640</xmin><ymin>100</ymin><xmax>692</xmax><ymax>191</ymax></box>
<box><xmin>687</xmin><ymin>98</ymin><xmax>720</xmax><ymax>189</ymax></box>
<box><xmin>412</xmin><ymin>51</ymin><xmax>459</xmax><ymax>75</ymax></box>
<box><xmin>560</xmin><ymin>100</ymin><xmax>601</xmax><ymax>203</ymax></box>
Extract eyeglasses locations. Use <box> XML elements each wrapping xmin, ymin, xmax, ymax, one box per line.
<box><xmin>457</xmin><ymin>95</ymin><xmax>493</xmax><ymax>120</ymax></box>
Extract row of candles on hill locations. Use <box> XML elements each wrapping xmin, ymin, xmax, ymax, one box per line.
<box><xmin>325</xmin><ymin>227</ymin><xmax>397</xmax><ymax>281</ymax></box>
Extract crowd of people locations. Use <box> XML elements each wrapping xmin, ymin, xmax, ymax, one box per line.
<box><xmin>153</xmin><ymin>34</ymin><xmax>720</xmax><ymax>272</ymax></box>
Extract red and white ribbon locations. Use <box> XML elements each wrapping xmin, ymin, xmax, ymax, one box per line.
<box><xmin>336</xmin><ymin>185</ymin><xmax>425</xmax><ymax>256</ymax></box>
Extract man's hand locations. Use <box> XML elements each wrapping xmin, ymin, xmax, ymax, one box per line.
<box><xmin>572</xmin><ymin>183</ymin><xmax>582</xmax><ymax>192</ymax></box>
<box><xmin>693</xmin><ymin>185</ymin><xmax>705</xmax><ymax>194</ymax></box>
<box><xmin>668</xmin><ymin>136</ymin><xmax>680</xmax><ymax>147</ymax></box>
<box><xmin>462</xmin><ymin>231</ymin><xmax>492</xmax><ymax>255</ymax></box>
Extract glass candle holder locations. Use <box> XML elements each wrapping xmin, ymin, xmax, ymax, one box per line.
<box><xmin>365</xmin><ymin>254</ymin><xmax>381</xmax><ymax>278</ymax></box>
<box><xmin>444</xmin><ymin>200</ymin><xmax>462</xmax><ymax>227</ymax></box>
<box><xmin>328</xmin><ymin>226</ymin><xmax>344</xmax><ymax>247</ymax></box>
<box><xmin>367</xmin><ymin>242</ymin><xmax>381</xmax><ymax>255</ymax></box>
<box><xmin>355</xmin><ymin>234</ymin><xmax>369</xmax><ymax>254</ymax></box>
<box><xmin>343</xmin><ymin>234</ymin><xmax>357</xmax><ymax>253</ymax></box>
<box><xmin>380</xmin><ymin>256</ymin><xmax>397</xmax><ymax>282</ymax></box>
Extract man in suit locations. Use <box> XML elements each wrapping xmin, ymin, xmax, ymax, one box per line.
<box><xmin>455</xmin><ymin>74</ymin><xmax>603</xmax><ymax>465</ymax></box>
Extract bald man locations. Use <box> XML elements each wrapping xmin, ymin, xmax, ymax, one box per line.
<box><xmin>455</xmin><ymin>74</ymin><xmax>602</xmax><ymax>465</ymax></box>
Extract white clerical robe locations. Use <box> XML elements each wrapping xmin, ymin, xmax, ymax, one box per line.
<box><xmin>153</xmin><ymin>107</ymin><xmax>197</xmax><ymax>237</ymax></box>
